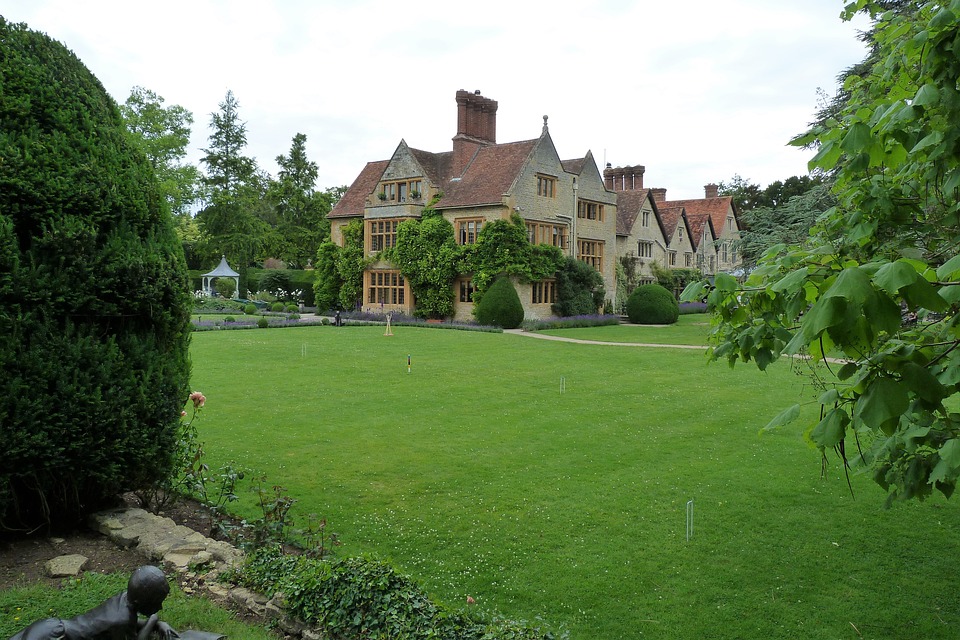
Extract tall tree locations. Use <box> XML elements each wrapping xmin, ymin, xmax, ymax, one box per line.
<box><xmin>196</xmin><ymin>90</ymin><xmax>266</xmax><ymax>292</ymax></box>
<box><xmin>685</xmin><ymin>0</ymin><xmax>960</xmax><ymax>503</ymax></box>
<box><xmin>267</xmin><ymin>133</ymin><xmax>334</xmax><ymax>268</ymax></box>
<box><xmin>736</xmin><ymin>183</ymin><xmax>837</xmax><ymax>268</ymax></box>
<box><xmin>120</xmin><ymin>87</ymin><xmax>200</xmax><ymax>220</ymax></box>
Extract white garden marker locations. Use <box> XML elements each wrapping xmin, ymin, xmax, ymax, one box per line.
<box><xmin>686</xmin><ymin>499</ymin><xmax>694</xmax><ymax>541</ymax></box>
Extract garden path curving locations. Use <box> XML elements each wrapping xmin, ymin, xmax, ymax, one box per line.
<box><xmin>503</xmin><ymin>329</ymin><xmax>708</xmax><ymax>350</ymax></box>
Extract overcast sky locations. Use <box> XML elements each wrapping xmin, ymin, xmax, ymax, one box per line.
<box><xmin>5</xmin><ymin>1</ymin><xmax>870</xmax><ymax>200</ymax></box>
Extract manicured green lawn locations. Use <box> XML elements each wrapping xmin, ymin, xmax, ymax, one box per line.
<box><xmin>189</xmin><ymin>325</ymin><xmax>960</xmax><ymax>640</ymax></box>
<box><xmin>538</xmin><ymin>313</ymin><xmax>712</xmax><ymax>345</ymax></box>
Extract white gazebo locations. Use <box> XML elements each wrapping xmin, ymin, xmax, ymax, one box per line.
<box><xmin>202</xmin><ymin>255</ymin><xmax>240</xmax><ymax>298</ymax></box>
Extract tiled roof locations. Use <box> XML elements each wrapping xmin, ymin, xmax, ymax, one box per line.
<box><xmin>685</xmin><ymin>213</ymin><xmax>716</xmax><ymax>250</ymax></box>
<box><xmin>409</xmin><ymin>147</ymin><xmax>451</xmax><ymax>186</ymax></box>
<box><xmin>615</xmin><ymin>190</ymin><xmax>646</xmax><ymax>235</ymax></box>
<box><xmin>662</xmin><ymin>196</ymin><xmax>736</xmax><ymax>234</ymax></box>
<box><xmin>328</xmin><ymin>160</ymin><xmax>389</xmax><ymax>218</ymax></box>
<box><xmin>561</xmin><ymin>158</ymin><xmax>585</xmax><ymax>174</ymax></box>
<box><xmin>440</xmin><ymin>139</ymin><xmax>537</xmax><ymax>208</ymax></box>
<box><xmin>657</xmin><ymin>202</ymin><xmax>686</xmax><ymax>238</ymax></box>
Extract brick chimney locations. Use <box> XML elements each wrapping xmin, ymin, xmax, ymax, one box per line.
<box><xmin>704</xmin><ymin>183</ymin><xmax>719</xmax><ymax>198</ymax></box>
<box><xmin>453</xmin><ymin>89</ymin><xmax>498</xmax><ymax>177</ymax></box>
<box><xmin>602</xmin><ymin>164</ymin><xmax>645</xmax><ymax>192</ymax></box>
<box><xmin>651</xmin><ymin>187</ymin><xmax>667</xmax><ymax>202</ymax></box>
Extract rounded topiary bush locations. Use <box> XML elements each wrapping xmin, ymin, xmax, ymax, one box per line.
<box><xmin>244</xmin><ymin>303</ymin><xmax>257</xmax><ymax>315</ymax></box>
<box><xmin>474</xmin><ymin>277</ymin><xmax>524</xmax><ymax>329</ymax></box>
<box><xmin>271</xmin><ymin>302</ymin><xmax>285</xmax><ymax>312</ymax></box>
<box><xmin>0</xmin><ymin>19</ymin><xmax>191</xmax><ymax>530</ymax></box>
<box><xmin>257</xmin><ymin>317</ymin><xmax>270</xmax><ymax>328</ymax></box>
<box><xmin>626</xmin><ymin>284</ymin><xmax>679</xmax><ymax>324</ymax></box>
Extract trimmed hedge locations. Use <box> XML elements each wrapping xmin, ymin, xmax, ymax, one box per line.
<box><xmin>625</xmin><ymin>284</ymin><xmax>679</xmax><ymax>324</ymax></box>
<box><xmin>474</xmin><ymin>277</ymin><xmax>524</xmax><ymax>329</ymax></box>
<box><xmin>0</xmin><ymin>19</ymin><xmax>191</xmax><ymax>530</ymax></box>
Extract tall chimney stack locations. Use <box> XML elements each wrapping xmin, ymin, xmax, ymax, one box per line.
<box><xmin>453</xmin><ymin>90</ymin><xmax>498</xmax><ymax>177</ymax></box>
<box><xmin>651</xmin><ymin>188</ymin><xmax>667</xmax><ymax>202</ymax></box>
<box><xmin>704</xmin><ymin>183</ymin><xmax>719</xmax><ymax>198</ymax></box>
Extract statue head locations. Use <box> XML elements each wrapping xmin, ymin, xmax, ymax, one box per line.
<box><xmin>127</xmin><ymin>566</ymin><xmax>170</xmax><ymax>616</ymax></box>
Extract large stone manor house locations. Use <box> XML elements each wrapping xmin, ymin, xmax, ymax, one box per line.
<box><xmin>328</xmin><ymin>90</ymin><xmax>742</xmax><ymax>320</ymax></box>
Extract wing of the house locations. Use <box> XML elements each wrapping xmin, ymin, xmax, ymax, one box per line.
<box><xmin>614</xmin><ymin>188</ymin><xmax>668</xmax><ymax>285</ymax></box>
<box><xmin>685</xmin><ymin>212</ymin><xmax>719</xmax><ymax>276</ymax></box>
<box><xmin>661</xmin><ymin>184</ymin><xmax>742</xmax><ymax>274</ymax></box>
<box><xmin>655</xmin><ymin>202</ymin><xmax>695</xmax><ymax>270</ymax></box>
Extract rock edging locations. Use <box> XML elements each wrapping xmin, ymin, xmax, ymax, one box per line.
<box><xmin>88</xmin><ymin>508</ymin><xmax>318</xmax><ymax>639</ymax></box>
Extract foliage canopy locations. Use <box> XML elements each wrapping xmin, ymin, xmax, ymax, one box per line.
<box><xmin>684</xmin><ymin>0</ymin><xmax>960</xmax><ymax>503</ymax></box>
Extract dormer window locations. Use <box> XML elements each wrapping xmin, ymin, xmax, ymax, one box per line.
<box><xmin>379</xmin><ymin>179</ymin><xmax>424</xmax><ymax>203</ymax></box>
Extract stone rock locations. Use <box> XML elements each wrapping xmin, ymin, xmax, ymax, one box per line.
<box><xmin>302</xmin><ymin>629</ymin><xmax>325</xmax><ymax>640</ymax></box>
<box><xmin>45</xmin><ymin>554</ymin><xmax>89</xmax><ymax>577</ymax></box>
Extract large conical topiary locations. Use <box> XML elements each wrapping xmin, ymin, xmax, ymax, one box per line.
<box><xmin>626</xmin><ymin>283</ymin><xmax>679</xmax><ymax>324</ymax></box>
<box><xmin>475</xmin><ymin>276</ymin><xmax>525</xmax><ymax>329</ymax></box>
<box><xmin>0</xmin><ymin>19</ymin><xmax>192</xmax><ymax>530</ymax></box>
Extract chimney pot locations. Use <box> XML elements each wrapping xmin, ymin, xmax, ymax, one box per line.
<box><xmin>704</xmin><ymin>183</ymin><xmax>720</xmax><ymax>198</ymax></box>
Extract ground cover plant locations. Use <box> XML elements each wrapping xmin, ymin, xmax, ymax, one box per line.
<box><xmin>188</xmin><ymin>326</ymin><xmax>960</xmax><ymax>640</ymax></box>
<box><xmin>0</xmin><ymin>572</ymin><xmax>274</xmax><ymax>640</ymax></box>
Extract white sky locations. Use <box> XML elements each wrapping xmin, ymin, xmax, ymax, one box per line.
<box><xmin>4</xmin><ymin>1</ymin><xmax>870</xmax><ymax>200</ymax></box>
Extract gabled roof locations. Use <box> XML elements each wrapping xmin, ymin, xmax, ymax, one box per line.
<box><xmin>657</xmin><ymin>202</ymin><xmax>693</xmax><ymax>247</ymax></box>
<box><xmin>685</xmin><ymin>213</ymin><xmax>717</xmax><ymax>251</ymax></box>
<box><xmin>561</xmin><ymin>158</ymin><xmax>586</xmax><ymax>174</ymax></box>
<box><xmin>615</xmin><ymin>189</ymin><xmax>668</xmax><ymax>240</ymax></box>
<box><xmin>440</xmin><ymin>139</ymin><xmax>538</xmax><ymax>208</ymax></box>
<box><xmin>662</xmin><ymin>196</ymin><xmax>738</xmax><ymax>235</ymax></box>
<box><xmin>329</xmin><ymin>160</ymin><xmax>389</xmax><ymax>218</ymax></box>
<box><xmin>409</xmin><ymin>147</ymin><xmax>451</xmax><ymax>186</ymax></box>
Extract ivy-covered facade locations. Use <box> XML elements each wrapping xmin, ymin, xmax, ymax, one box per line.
<box><xmin>328</xmin><ymin>90</ymin><xmax>741</xmax><ymax>319</ymax></box>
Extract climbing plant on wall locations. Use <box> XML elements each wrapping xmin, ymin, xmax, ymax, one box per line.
<box><xmin>467</xmin><ymin>213</ymin><xmax>564</xmax><ymax>304</ymax></box>
<box><xmin>389</xmin><ymin>208</ymin><xmax>463</xmax><ymax>319</ymax></box>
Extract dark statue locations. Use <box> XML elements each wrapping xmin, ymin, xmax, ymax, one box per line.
<box><xmin>8</xmin><ymin>566</ymin><xmax>223</xmax><ymax>640</ymax></box>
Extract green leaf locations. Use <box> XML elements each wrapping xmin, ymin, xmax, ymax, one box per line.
<box><xmin>803</xmin><ymin>296</ymin><xmax>847</xmax><ymax>339</ymax></box>
<box><xmin>713</xmin><ymin>272</ymin><xmax>738</xmax><ymax>292</ymax></box>
<box><xmin>841</xmin><ymin>122</ymin><xmax>872</xmax><ymax>154</ymax></box>
<box><xmin>771</xmin><ymin>268</ymin><xmax>809</xmax><ymax>293</ymax></box>
<box><xmin>936</xmin><ymin>253</ymin><xmax>960</xmax><ymax>280</ymax></box>
<box><xmin>912</xmin><ymin>83</ymin><xmax>940</xmax><ymax>107</ymax></box>
<box><xmin>809</xmin><ymin>139</ymin><xmax>843</xmax><ymax>171</ymax></box>
<box><xmin>679</xmin><ymin>280</ymin><xmax>705</xmax><ymax>302</ymax></box>
<box><xmin>819</xmin><ymin>388</ymin><xmax>840</xmax><ymax>405</ymax></box>
<box><xmin>901</xmin><ymin>279</ymin><xmax>948</xmax><ymax>312</ymax></box>
<box><xmin>761</xmin><ymin>403</ymin><xmax>801</xmax><ymax>432</ymax></box>
<box><xmin>911</xmin><ymin>131</ymin><xmax>943</xmax><ymax>153</ymax></box>
<box><xmin>900</xmin><ymin>362</ymin><xmax>946</xmax><ymax>404</ymax></box>
<box><xmin>837</xmin><ymin>362</ymin><xmax>859</xmax><ymax>380</ymax></box>
<box><xmin>930</xmin><ymin>438</ymin><xmax>960</xmax><ymax>485</ymax></box>
<box><xmin>854</xmin><ymin>378</ymin><xmax>909</xmax><ymax>431</ymax></box>
<box><xmin>872</xmin><ymin>260</ymin><xmax>918</xmax><ymax>294</ymax></box>
<box><xmin>810</xmin><ymin>408</ymin><xmax>849</xmax><ymax>449</ymax></box>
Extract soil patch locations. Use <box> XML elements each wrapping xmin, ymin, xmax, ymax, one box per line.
<box><xmin>0</xmin><ymin>495</ymin><xmax>222</xmax><ymax>591</ymax></box>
